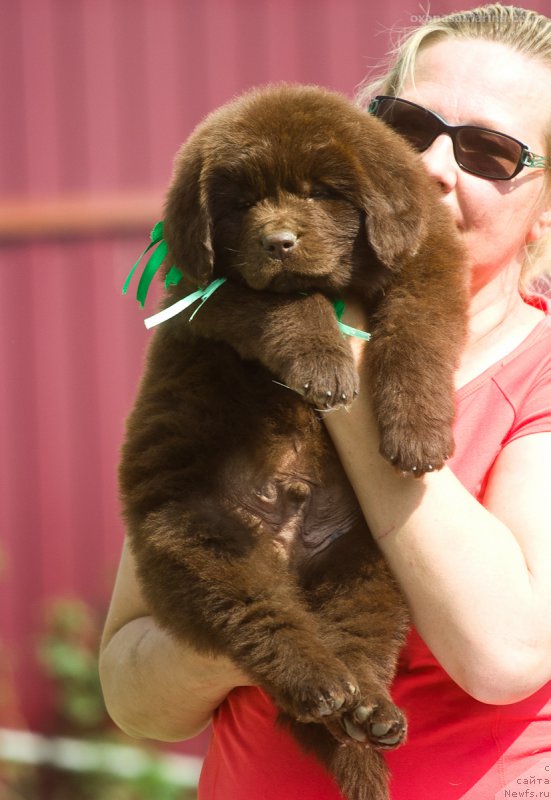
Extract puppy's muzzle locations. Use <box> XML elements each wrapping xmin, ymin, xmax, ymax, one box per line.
<box><xmin>262</xmin><ymin>230</ymin><xmax>298</xmax><ymax>260</ymax></box>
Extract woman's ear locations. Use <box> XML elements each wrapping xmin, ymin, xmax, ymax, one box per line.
<box><xmin>163</xmin><ymin>137</ymin><xmax>214</xmax><ymax>287</ymax></box>
<box><xmin>526</xmin><ymin>204</ymin><xmax>551</xmax><ymax>244</ymax></box>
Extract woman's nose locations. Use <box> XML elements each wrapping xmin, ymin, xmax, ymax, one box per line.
<box><xmin>421</xmin><ymin>134</ymin><xmax>458</xmax><ymax>192</ymax></box>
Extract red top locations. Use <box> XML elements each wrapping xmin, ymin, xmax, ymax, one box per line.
<box><xmin>199</xmin><ymin>297</ymin><xmax>551</xmax><ymax>800</ymax></box>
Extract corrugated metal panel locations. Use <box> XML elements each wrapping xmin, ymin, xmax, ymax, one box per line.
<box><xmin>0</xmin><ymin>0</ymin><xmax>407</xmax><ymax>200</ymax></box>
<box><xmin>2</xmin><ymin>0</ymin><xmax>550</xmax><ymax>734</ymax></box>
<box><xmin>0</xmin><ymin>232</ymin><xmax>153</xmax><ymax>729</ymax></box>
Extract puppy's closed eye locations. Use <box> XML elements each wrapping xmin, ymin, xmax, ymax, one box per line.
<box><xmin>211</xmin><ymin>195</ymin><xmax>257</xmax><ymax>224</ymax></box>
<box><xmin>305</xmin><ymin>182</ymin><xmax>357</xmax><ymax>207</ymax></box>
<box><xmin>307</xmin><ymin>188</ymin><xmax>337</xmax><ymax>201</ymax></box>
<box><xmin>235</xmin><ymin>198</ymin><xmax>258</xmax><ymax>210</ymax></box>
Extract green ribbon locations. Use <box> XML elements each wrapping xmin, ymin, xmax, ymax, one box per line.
<box><xmin>333</xmin><ymin>298</ymin><xmax>372</xmax><ymax>341</ymax></box>
<box><xmin>135</xmin><ymin>239</ymin><xmax>167</xmax><ymax>307</ymax></box>
<box><xmin>144</xmin><ymin>278</ymin><xmax>227</xmax><ymax>330</ymax></box>
<box><xmin>122</xmin><ymin>221</ymin><xmax>175</xmax><ymax>308</ymax></box>
<box><xmin>165</xmin><ymin>264</ymin><xmax>184</xmax><ymax>288</ymax></box>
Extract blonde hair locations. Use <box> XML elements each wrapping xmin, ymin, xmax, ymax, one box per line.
<box><xmin>356</xmin><ymin>3</ymin><xmax>551</xmax><ymax>290</ymax></box>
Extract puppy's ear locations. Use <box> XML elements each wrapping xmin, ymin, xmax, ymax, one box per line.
<box><xmin>163</xmin><ymin>138</ymin><xmax>214</xmax><ymax>287</ymax></box>
<box><xmin>357</xmin><ymin>128</ymin><xmax>430</xmax><ymax>270</ymax></box>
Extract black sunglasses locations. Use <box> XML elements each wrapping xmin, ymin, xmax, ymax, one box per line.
<box><xmin>369</xmin><ymin>95</ymin><xmax>549</xmax><ymax>181</ymax></box>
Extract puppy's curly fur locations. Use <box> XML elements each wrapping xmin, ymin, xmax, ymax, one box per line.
<box><xmin>119</xmin><ymin>84</ymin><xmax>468</xmax><ymax>800</ymax></box>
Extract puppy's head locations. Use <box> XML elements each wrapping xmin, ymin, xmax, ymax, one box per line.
<box><xmin>163</xmin><ymin>84</ymin><xmax>434</xmax><ymax>295</ymax></box>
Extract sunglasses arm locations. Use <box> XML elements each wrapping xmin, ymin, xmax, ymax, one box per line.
<box><xmin>521</xmin><ymin>151</ymin><xmax>549</xmax><ymax>169</ymax></box>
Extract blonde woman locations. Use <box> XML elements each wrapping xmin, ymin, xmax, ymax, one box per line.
<box><xmin>100</xmin><ymin>5</ymin><xmax>551</xmax><ymax>798</ymax></box>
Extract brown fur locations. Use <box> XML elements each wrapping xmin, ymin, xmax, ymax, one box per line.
<box><xmin>119</xmin><ymin>84</ymin><xmax>468</xmax><ymax>800</ymax></box>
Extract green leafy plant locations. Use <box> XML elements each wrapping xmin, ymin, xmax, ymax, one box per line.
<box><xmin>1</xmin><ymin>598</ymin><xmax>199</xmax><ymax>799</ymax></box>
<box><xmin>38</xmin><ymin>599</ymin><xmax>107</xmax><ymax>733</ymax></box>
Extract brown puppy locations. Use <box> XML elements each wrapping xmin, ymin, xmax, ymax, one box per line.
<box><xmin>119</xmin><ymin>84</ymin><xmax>468</xmax><ymax>800</ymax></box>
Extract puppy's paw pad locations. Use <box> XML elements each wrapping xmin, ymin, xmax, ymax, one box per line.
<box><xmin>292</xmin><ymin>675</ymin><xmax>359</xmax><ymax>723</ymax></box>
<box><xmin>369</xmin><ymin>719</ymin><xmax>405</xmax><ymax>747</ymax></box>
<box><xmin>342</xmin><ymin>695</ymin><xmax>406</xmax><ymax>750</ymax></box>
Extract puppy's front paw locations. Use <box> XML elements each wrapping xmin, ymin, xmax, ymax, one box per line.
<box><xmin>341</xmin><ymin>694</ymin><xmax>407</xmax><ymax>750</ymax></box>
<box><xmin>379</xmin><ymin>418</ymin><xmax>454</xmax><ymax>475</ymax></box>
<box><xmin>284</xmin><ymin>344</ymin><xmax>359</xmax><ymax>409</ymax></box>
<box><xmin>373</xmin><ymin>382</ymin><xmax>456</xmax><ymax>474</ymax></box>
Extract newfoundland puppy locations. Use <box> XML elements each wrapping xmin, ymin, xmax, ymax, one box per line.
<box><xmin>119</xmin><ymin>84</ymin><xmax>468</xmax><ymax>800</ymax></box>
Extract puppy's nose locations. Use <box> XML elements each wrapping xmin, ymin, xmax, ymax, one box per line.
<box><xmin>261</xmin><ymin>230</ymin><xmax>298</xmax><ymax>259</ymax></box>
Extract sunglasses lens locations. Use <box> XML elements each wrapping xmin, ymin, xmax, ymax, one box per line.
<box><xmin>455</xmin><ymin>128</ymin><xmax>522</xmax><ymax>179</ymax></box>
<box><xmin>373</xmin><ymin>98</ymin><xmax>440</xmax><ymax>152</ymax></box>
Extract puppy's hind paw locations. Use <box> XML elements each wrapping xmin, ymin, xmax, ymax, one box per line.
<box><xmin>275</xmin><ymin>663</ymin><xmax>360</xmax><ymax>724</ymax></box>
<box><xmin>341</xmin><ymin>695</ymin><xmax>407</xmax><ymax>750</ymax></box>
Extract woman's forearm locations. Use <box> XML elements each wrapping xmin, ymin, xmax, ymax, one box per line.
<box><xmin>99</xmin><ymin>541</ymin><xmax>249</xmax><ymax>741</ymax></box>
<box><xmin>324</xmin><ymin>387</ymin><xmax>548</xmax><ymax>704</ymax></box>
<box><xmin>99</xmin><ymin>615</ymin><xmax>241</xmax><ymax>741</ymax></box>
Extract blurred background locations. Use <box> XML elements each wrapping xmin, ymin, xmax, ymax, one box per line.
<box><xmin>1</xmin><ymin>0</ymin><xmax>549</xmax><ymax>797</ymax></box>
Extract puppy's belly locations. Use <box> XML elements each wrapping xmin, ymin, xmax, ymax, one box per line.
<box><xmin>185</xmin><ymin>348</ymin><xmax>362</xmax><ymax>560</ymax></box>
<box><xmin>233</xmin><ymin>467</ymin><xmax>361</xmax><ymax>561</ymax></box>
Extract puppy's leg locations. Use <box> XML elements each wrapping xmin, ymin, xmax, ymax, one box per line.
<box><xmin>287</xmin><ymin>531</ymin><xmax>408</xmax><ymax>800</ymax></box>
<box><xmin>366</xmin><ymin>249</ymin><xmax>468</xmax><ymax>474</ymax></box>
<box><xmin>130</xmin><ymin>501</ymin><xmax>363</xmax><ymax>725</ymax></box>
<box><xmin>178</xmin><ymin>283</ymin><xmax>360</xmax><ymax>408</ymax></box>
<box><xmin>319</xmin><ymin>566</ymin><xmax>408</xmax><ymax>754</ymax></box>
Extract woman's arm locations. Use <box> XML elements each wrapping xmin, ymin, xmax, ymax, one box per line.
<box><xmin>99</xmin><ymin>540</ymin><xmax>250</xmax><ymax>741</ymax></box>
<box><xmin>324</xmin><ymin>362</ymin><xmax>551</xmax><ymax>706</ymax></box>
